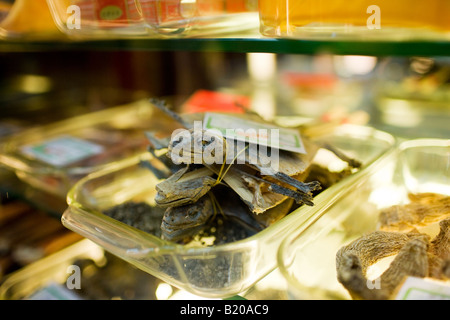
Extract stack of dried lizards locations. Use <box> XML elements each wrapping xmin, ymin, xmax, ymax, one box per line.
<box><xmin>143</xmin><ymin>100</ymin><xmax>361</xmax><ymax>244</ymax></box>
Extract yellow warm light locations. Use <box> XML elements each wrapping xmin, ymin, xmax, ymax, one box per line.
<box><xmin>16</xmin><ymin>75</ymin><xmax>53</xmax><ymax>94</ymax></box>
<box><xmin>155</xmin><ymin>283</ymin><xmax>173</xmax><ymax>300</ymax></box>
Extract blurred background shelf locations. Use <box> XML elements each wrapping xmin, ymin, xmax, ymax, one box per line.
<box><xmin>1</xmin><ymin>36</ymin><xmax>450</xmax><ymax>56</ymax></box>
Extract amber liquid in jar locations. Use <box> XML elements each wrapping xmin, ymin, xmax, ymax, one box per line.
<box><xmin>259</xmin><ymin>0</ymin><xmax>450</xmax><ymax>37</ymax></box>
<box><xmin>0</xmin><ymin>0</ymin><xmax>60</xmax><ymax>35</ymax></box>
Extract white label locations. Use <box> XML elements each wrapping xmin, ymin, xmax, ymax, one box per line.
<box><xmin>21</xmin><ymin>136</ymin><xmax>104</xmax><ymax>167</ymax></box>
<box><xmin>395</xmin><ymin>277</ymin><xmax>450</xmax><ymax>300</ymax></box>
<box><xmin>203</xmin><ymin>113</ymin><xmax>306</xmax><ymax>154</ymax></box>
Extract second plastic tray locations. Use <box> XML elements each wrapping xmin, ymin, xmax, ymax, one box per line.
<box><xmin>0</xmin><ymin>100</ymin><xmax>179</xmax><ymax>198</ymax></box>
<box><xmin>277</xmin><ymin>138</ymin><xmax>450</xmax><ymax>300</ymax></box>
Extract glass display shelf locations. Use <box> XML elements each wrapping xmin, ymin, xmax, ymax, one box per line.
<box><xmin>0</xmin><ymin>34</ymin><xmax>449</xmax><ymax>57</ymax></box>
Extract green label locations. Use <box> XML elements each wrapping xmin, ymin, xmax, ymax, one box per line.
<box><xmin>100</xmin><ymin>5</ymin><xmax>123</xmax><ymax>20</ymax></box>
<box><xmin>203</xmin><ymin>113</ymin><xmax>306</xmax><ymax>154</ymax></box>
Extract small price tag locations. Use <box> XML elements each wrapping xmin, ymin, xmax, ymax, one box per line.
<box><xmin>21</xmin><ymin>136</ymin><xmax>104</xmax><ymax>167</ymax></box>
<box><xmin>395</xmin><ymin>277</ymin><xmax>450</xmax><ymax>300</ymax></box>
<box><xmin>203</xmin><ymin>113</ymin><xmax>306</xmax><ymax>154</ymax></box>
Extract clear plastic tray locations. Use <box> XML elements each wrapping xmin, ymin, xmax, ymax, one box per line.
<box><xmin>277</xmin><ymin>138</ymin><xmax>450</xmax><ymax>300</ymax></box>
<box><xmin>0</xmin><ymin>99</ymin><xmax>178</xmax><ymax>198</ymax></box>
<box><xmin>0</xmin><ymin>239</ymin><xmax>101</xmax><ymax>300</ymax></box>
<box><xmin>0</xmin><ymin>238</ymin><xmax>171</xmax><ymax>300</ymax></box>
<box><xmin>61</xmin><ymin>124</ymin><xmax>395</xmax><ymax>298</ymax></box>
<box><xmin>47</xmin><ymin>0</ymin><xmax>259</xmax><ymax>39</ymax></box>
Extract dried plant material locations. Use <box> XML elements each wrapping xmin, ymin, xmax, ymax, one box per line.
<box><xmin>378</xmin><ymin>193</ymin><xmax>450</xmax><ymax>232</ymax></box>
<box><xmin>443</xmin><ymin>260</ymin><xmax>450</xmax><ymax>278</ymax></box>
<box><xmin>427</xmin><ymin>218</ymin><xmax>450</xmax><ymax>280</ymax></box>
<box><xmin>379</xmin><ymin>235</ymin><xmax>430</xmax><ymax>295</ymax></box>
<box><xmin>336</xmin><ymin>231</ymin><xmax>413</xmax><ymax>276</ymax></box>
<box><xmin>337</xmin><ymin>193</ymin><xmax>450</xmax><ymax>300</ymax></box>
<box><xmin>335</xmin><ymin>251</ymin><xmax>381</xmax><ymax>300</ymax></box>
<box><xmin>336</xmin><ymin>232</ymin><xmax>430</xmax><ymax>300</ymax></box>
<box><xmin>408</xmin><ymin>193</ymin><xmax>447</xmax><ymax>205</ymax></box>
<box><xmin>427</xmin><ymin>254</ymin><xmax>450</xmax><ymax>280</ymax></box>
<box><xmin>429</xmin><ymin>218</ymin><xmax>450</xmax><ymax>259</ymax></box>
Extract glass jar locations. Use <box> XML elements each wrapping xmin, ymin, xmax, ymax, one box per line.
<box><xmin>258</xmin><ymin>0</ymin><xmax>450</xmax><ymax>40</ymax></box>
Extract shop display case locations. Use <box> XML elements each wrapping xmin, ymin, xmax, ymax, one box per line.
<box><xmin>61</xmin><ymin>125</ymin><xmax>395</xmax><ymax>298</ymax></box>
<box><xmin>277</xmin><ymin>138</ymin><xmax>450</xmax><ymax>300</ymax></box>
<box><xmin>0</xmin><ymin>0</ymin><xmax>449</xmax><ymax>300</ymax></box>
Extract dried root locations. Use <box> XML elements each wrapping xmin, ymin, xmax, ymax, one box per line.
<box><xmin>379</xmin><ymin>235</ymin><xmax>430</xmax><ymax>295</ymax></box>
<box><xmin>379</xmin><ymin>193</ymin><xmax>450</xmax><ymax>232</ymax></box>
<box><xmin>337</xmin><ymin>193</ymin><xmax>450</xmax><ymax>300</ymax></box>
<box><xmin>336</xmin><ymin>231</ymin><xmax>428</xmax><ymax>300</ymax></box>
<box><xmin>427</xmin><ymin>218</ymin><xmax>450</xmax><ymax>280</ymax></box>
<box><xmin>336</xmin><ymin>231</ymin><xmax>412</xmax><ymax>274</ymax></box>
